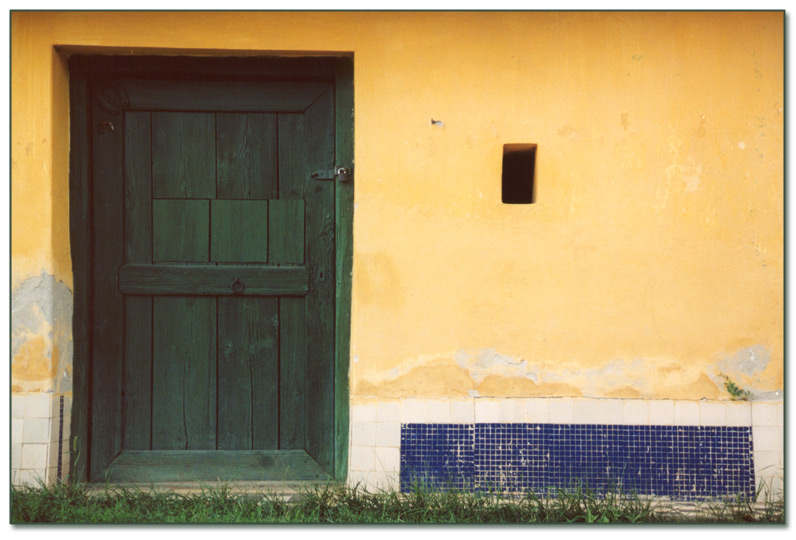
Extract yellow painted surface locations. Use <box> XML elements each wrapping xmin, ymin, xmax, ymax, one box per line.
<box><xmin>11</xmin><ymin>11</ymin><xmax>784</xmax><ymax>400</ymax></box>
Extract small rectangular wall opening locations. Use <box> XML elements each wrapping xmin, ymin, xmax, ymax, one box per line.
<box><xmin>501</xmin><ymin>144</ymin><xmax>536</xmax><ymax>204</ymax></box>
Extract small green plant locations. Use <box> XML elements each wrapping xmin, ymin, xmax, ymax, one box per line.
<box><xmin>722</xmin><ymin>374</ymin><xmax>751</xmax><ymax>401</ymax></box>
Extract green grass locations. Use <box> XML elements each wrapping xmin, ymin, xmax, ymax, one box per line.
<box><xmin>10</xmin><ymin>482</ymin><xmax>784</xmax><ymax>524</ymax></box>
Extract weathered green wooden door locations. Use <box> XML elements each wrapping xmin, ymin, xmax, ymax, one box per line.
<box><xmin>80</xmin><ymin>58</ymin><xmax>348</xmax><ymax>483</ymax></box>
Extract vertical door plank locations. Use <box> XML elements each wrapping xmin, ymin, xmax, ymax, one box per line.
<box><xmin>123</xmin><ymin>111</ymin><xmax>153</xmax><ymax>450</ymax></box>
<box><xmin>152</xmin><ymin>297</ymin><xmax>217</xmax><ymax>450</ymax></box>
<box><xmin>279</xmin><ymin>297</ymin><xmax>306</xmax><ymax>450</ymax></box>
<box><xmin>334</xmin><ymin>58</ymin><xmax>355</xmax><ymax>480</ymax></box>
<box><xmin>152</xmin><ymin>112</ymin><xmax>216</xmax><ymax>198</ymax></box>
<box><xmin>152</xmin><ymin>200</ymin><xmax>210</xmax><ymax>262</ymax></box>
<box><xmin>303</xmin><ymin>87</ymin><xmax>337</xmax><ymax>470</ymax></box>
<box><xmin>277</xmin><ymin>114</ymin><xmax>307</xmax><ymax>199</ymax></box>
<box><xmin>217</xmin><ymin>297</ymin><xmax>279</xmax><ymax>450</ymax></box>
<box><xmin>90</xmin><ymin>98</ymin><xmax>125</xmax><ymax>479</ymax></box>
<box><xmin>275</xmin><ymin>113</ymin><xmax>310</xmax><ymax>450</ymax></box>
<box><xmin>211</xmin><ymin>200</ymin><xmax>269</xmax><ymax>263</ymax></box>
<box><xmin>216</xmin><ymin>113</ymin><xmax>278</xmax><ymax>199</ymax></box>
<box><xmin>268</xmin><ymin>200</ymin><xmax>305</xmax><ymax>264</ymax></box>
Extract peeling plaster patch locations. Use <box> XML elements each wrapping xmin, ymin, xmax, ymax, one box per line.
<box><xmin>11</xmin><ymin>272</ymin><xmax>73</xmax><ymax>393</ymax></box>
<box><xmin>455</xmin><ymin>348</ymin><xmax>537</xmax><ymax>384</ymax></box>
<box><xmin>718</xmin><ymin>345</ymin><xmax>770</xmax><ymax>377</ymax></box>
<box><xmin>468</xmin><ymin>389</ymin><xmax>480</xmax><ymax>397</ymax></box>
<box><xmin>738</xmin><ymin>141</ymin><xmax>746</xmax><ymax>150</ymax></box>
<box><xmin>430</xmin><ymin>119</ymin><xmax>445</xmax><ymax>128</ymax></box>
<box><xmin>543</xmin><ymin>358</ymin><xmax>647</xmax><ymax>397</ymax></box>
<box><xmin>709</xmin><ymin>346</ymin><xmax>781</xmax><ymax>400</ymax></box>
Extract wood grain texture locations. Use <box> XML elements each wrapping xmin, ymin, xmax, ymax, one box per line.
<box><xmin>211</xmin><ymin>200</ymin><xmax>269</xmax><ymax>262</ymax></box>
<box><xmin>268</xmin><ymin>200</ymin><xmax>305</xmax><ymax>264</ymax></box>
<box><xmin>152</xmin><ymin>297</ymin><xmax>217</xmax><ymax>450</ymax></box>
<box><xmin>279</xmin><ymin>297</ymin><xmax>306</xmax><ymax>450</ymax></box>
<box><xmin>333</xmin><ymin>58</ymin><xmax>355</xmax><ymax>480</ymax></box>
<box><xmin>123</xmin><ymin>296</ymin><xmax>152</xmax><ymax>450</ymax></box>
<box><xmin>152</xmin><ymin>112</ymin><xmax>215</xmax><ymax>198</ymax></box>
<box><xmin>68</xmin><ymin>62</ymin><xmax>91</xmax><ymax>482</ymax></box>
<box><xmin>105</xmin><ymin>449</ymin><xmax>330</xmax><ymax>483</ymax></box>
<box><xmin>152</xmin><ymin>200</ymin><xmax>210</xmax><ymax>262</ymax></box>
<box><xmin>216</xmin><ymin>113</ymin><xmax>278</xmax><ymax>199</ymax></box>
<box><xmin>277</xmin><ymin>114</ymin><xmax>307</xmax><ymax>199</ymax></box>
<box><xmin>90</xmin><ymin>97</ymin><xmax>125</xmax><ymax>480</ymax></box>
<box><xmin>217</xmin><ymin>297</ymin><xmax>279</xmax><ymax>450</ymax></box>
<box><xmin>118</xmin><ymin>264</ymin><xmax>309</xmax><ymax>296</ymax></box>
<box><xmin>123</xmin><ymin>111</ymin><xmax>152</xmax><ymax>264</ymax></box>
<box><xmin>122</xmin><ymin>79</ymin><xmax>330</xmax><ymax>112</ymax></box>
<box><xmin>303</xmin><ymin>88</ymin><xmax>336</xmax><ymax>471</ymax></box>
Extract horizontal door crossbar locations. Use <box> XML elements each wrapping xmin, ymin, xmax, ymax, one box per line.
<box><xmin>118</xmin><ymin>264</ymin><xmax>309</xmax><ymax>296</ymax></box>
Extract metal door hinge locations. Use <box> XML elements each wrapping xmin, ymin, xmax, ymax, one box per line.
<box><xmin>311</xmin><ymin>166</ymin><xmax>351</xmax><ymax>182</ymax></box>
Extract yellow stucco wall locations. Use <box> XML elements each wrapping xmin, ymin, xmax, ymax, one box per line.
<box><xmin>11</xmin><ymin>11</ymin><xmax>783</xmax><ymax>400</ymax></box>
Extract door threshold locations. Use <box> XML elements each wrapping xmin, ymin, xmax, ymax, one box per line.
<box><xmin>85</xmin><ymin>479</ymin><xmax>340</xmax><ymax>499</ymax></box>
<box><xmin>103</xmin><ymin>449</ymin><xmax>332</xmax><ymax>484</ymax></box>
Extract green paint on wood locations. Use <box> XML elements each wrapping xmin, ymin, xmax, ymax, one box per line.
<box><xmin>152</xmin><ymin>297</ymin><xmax>217</xmax><ymax>450</ymax></box>
<box><xmin>211</xmin><ymin>200</ymin><xmax>269</xmax><ymax>262</ymax></box>
<box><xmin>152</xmin><ymin>112</ymin><xmax>216</xmax><ymax>198</ymax></box>
<box><xmin>105</xmin><ymin>450</ymin><xmax>330</xmax><ymax>483</ymax></box>
<box><xmin>153</xmin><ymin>200</ymin><xmax>210</xmax><ymax>262</ymax></box>
<box><xmin>268</xmin><ymin>200</ymin><xmax>305</xmax><ymax>264</ymax></box>
<box><xmin>217</xmin><ymin>297</ymin><xmax>279</xmax><ymax>450</ymax></box>
<box><xmin>217</xmin><ymin>113</ymin><xmax>278</xmax><ymax>199</ymax></box>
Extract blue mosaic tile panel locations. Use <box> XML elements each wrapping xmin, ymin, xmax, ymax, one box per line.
<box><xmin>400</xmin><ymin>423</ymin><xmax>474</xmax><ymax>490</ymax></box>
<box><xmin>400</xmin><ymin>423</ymin><xmax>754</xmax><ymax>500</ymax></box>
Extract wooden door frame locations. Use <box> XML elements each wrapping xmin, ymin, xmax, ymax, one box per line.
<box><xmin>68</xmin><ymin>54</ymin><xmax>353</xmax><ymax>482</ymax></box>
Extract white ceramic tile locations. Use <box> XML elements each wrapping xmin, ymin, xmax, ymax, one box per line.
<box><xmin>21</xmin><ymin>444</ymin><xmax>49</xmax><ymax>470</ymax></box>
<box><xmin>776</xmin><ymin>402</ymin><xmax>784</xmax><ymax>427</ymax></box>
<box><xmin>350</xmin><ymin>403</ymin><xmax>377</xmax><ymax>424</ymax></box>
<box><xmin>374</xmin><ymin>446</ymin><xmax>401</xmax><ymax>473</ymax></box>
<box><xmin>363</xmin><ymin>470</ymin><xmax>399</xmax><ymax>492</ymax></box>
<box><xmin>48</xmin><ymin>438</ymin><xmax>62</xmax><ymax>469</ymax></box>
<box><xmin>474</xmin><ymin>399</ymin><xmax>501</xmax><ymax>423</ymax></box>
<box><xmin>574</xmin><ymin>398</ymin><xmax>621</xmax><ymax>424</ymax></box>
<box><xmin>724</xmin><ymin>402</ymin><xmax>752</xmax><ymax>426</ymax></box>
<box><xmin>349</xmin><ymin>446</ymin><xmax>376</xmax><ymax>472</ymax></box>
<box><xmin>673</xmin><ymin>401</ymin><xmax>699</xmax><ymax>426</ymax></box>
<box><xmin>523</xmin><ymin>398</ymin><xmax>549</xmax><ymax>423</ymax></box>
<box><xmin>698</xmin><ymin>401</ymin><xmax>725</xmax><ymax>426</ymax></box>
<box><xmin>648</xmin><ymin>400</ymin><xmax>674</xmax><ymax>425</ymax></box>
<box><xmin>15</xmin><ymin>468</ymin><xmax>46</xmax><ymax>487</ymax></box>
<box><xmin>12</xmin><ymin>419</ymin><xmax>24</xmax><ymax>445</ymax></box>
<box><xmin>376</xmin><ymin>422</ymin><xmax>401</xmax><ymax>448</ymax></box>
<box><xmin>375</xmin><ymin>401</ymin><xmax>400</xmax><ymax>423</ymax></box>
<box><xmin>450</xmin><ymin>399</ymin><xmax>475</xmax><ymax>423</ymax></box>
<box><xmin>572</xmin><ymin>399</ymin><xmax>599</xmax><ymax>424</ymax></box>
<box><xmin>751</xmin><ymin>402</ymin><xmax>778</xmax><ymax>427</ymax></box>
<box><xmin>351</xmin><ymin>421</ymin><xmax>377</xmax><ymax>447</ymax></box>
<box><xmin>23</xmin><ymin>418</ymin><xmax>50</xmax><ymax>444</ymax></box>
<box><xmin>25</xmin><ymin>394</ymin><xmax>51</xmax><ymax>419</ymax></box>
<box><xmin>12</xmin><ymin>395</ymin><xmax>24</xmax><ymax>419</ymax></box>
<box><xmin>11</xmin><ymin>443</ymin><xmax>22</xmax><ymax>470</ymax></box>
<box><xmin>401</xmin><ymin>399</ymin><xmax>426</xmax><ymax>423</ymax></box>
<box><xmin>622</xmin><ymin>400</ymin><xmax>648</xmax><ymax>425</ymax></box>
<box><xmin>548</xmin><ymin>398</ymin><xmax>574</xmax><ymax>424</ymax></box>
<box><xmin>753</xmin><ymin>450</ymin><xmax>783</xmax><ymax>473</ymax></box>
<box><xmin>752</xmin><ymin>426</ymin><xmax>782</xmax><ymax>453</ymax></box>
<box><xmin>424</xmin><ymin>400</ymin><xmax>451</xmax><ymax>423</ymax></box>
<box><xmin>757</xmin><ymin>475</ymin><xmax>784</xmax><ymax>501</ymax></box>
<box><xmin>347</xmin><ymin>469</ymin><xmax>371</xmax><ymax>489</ymax></box>
<box><xmin>499</xmin><ymin>399</ymin><xmax>524</xmax><ymax>423</ymax></box>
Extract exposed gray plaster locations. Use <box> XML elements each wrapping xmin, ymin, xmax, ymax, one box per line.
<box><xmin>455</xmin><ymin>348</ymin><xmax>537</xmax><ymax>383</ymax></box>
<box><xmin>11</xmin><ymin>272</ymin><xmax>73</xmax><ymax>392</ymax></box>
<box><xmin>710</xmin><ymin>345</ymin><xmax>781</xmax><ymax>400</ymax></box>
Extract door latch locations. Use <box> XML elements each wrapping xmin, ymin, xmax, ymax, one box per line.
<box><xmin>311</xmin><ymin>166</ymin><xmax>352</xmax><ymax>182</ymax></box>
